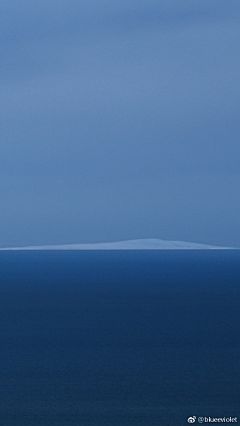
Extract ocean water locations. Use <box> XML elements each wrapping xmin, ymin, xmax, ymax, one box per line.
<box><xmin>0</xmin><ymin>250</ymin><xmax>239</xmax><ymax>426</ymax></box>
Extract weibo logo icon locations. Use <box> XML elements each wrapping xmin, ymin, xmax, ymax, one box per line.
<box><xmin>187</xmin><ymin>416</ymin><xmax>196</xmax><ymax>423</ymax></box>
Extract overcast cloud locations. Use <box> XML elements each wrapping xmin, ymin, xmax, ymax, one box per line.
<box><xmin>0</xmin><ymin>0</ymin><xmax>239</xmax><ymax>247</ymax></box>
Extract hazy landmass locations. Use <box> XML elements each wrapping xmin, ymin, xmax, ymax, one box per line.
<box><xmin>0</xmin><ymin>239</ymin><xmax>232</xmax><ymax>250</ymax></box>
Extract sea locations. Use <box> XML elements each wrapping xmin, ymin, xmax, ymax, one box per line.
<box><xmin>0</xmin><ymin>250</ymin><xmax>239</xmax><ymax>426</ymax></box>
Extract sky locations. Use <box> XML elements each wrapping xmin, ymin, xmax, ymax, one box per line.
<box><xmin>0</xmin><ymin>0</ymin><xmax>240</xmax><ymax>248</ymax></box>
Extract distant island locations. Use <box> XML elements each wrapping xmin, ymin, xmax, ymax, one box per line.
<box><xmin>0</xmin><ymin>239</ymin><xmax>232</xmax><ymax>250</ymax></box>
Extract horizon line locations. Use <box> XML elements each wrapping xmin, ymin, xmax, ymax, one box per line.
<box><xmin>0</xmin><ymin>238</ymin><xmax>236</xmax><ymax>250</ymax></box>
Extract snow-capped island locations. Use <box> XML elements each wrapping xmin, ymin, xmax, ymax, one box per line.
<box><xmin>0</xmin><ymin>239</ymin><xmax>231</xmax><ymax>250</ymax></box>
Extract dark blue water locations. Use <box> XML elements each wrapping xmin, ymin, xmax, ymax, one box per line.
<box><xmin>0</xmin><ymin>250</ymin><xmax>239</xmax><ymax>425</ymax></box>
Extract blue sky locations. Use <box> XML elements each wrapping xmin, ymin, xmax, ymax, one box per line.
<box><xmin>0</xmin><ymin>0</ymin><xmax>240</xmax><ymax>247</ymax></box>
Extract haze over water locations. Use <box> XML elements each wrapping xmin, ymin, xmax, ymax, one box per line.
<box><xmin>1</xmin><ymin>0</ymin><xmax>240</xmax><ymax>248</ymax></box>
<box><xmin>1</xmin><ymin>0</ymin><xmax>240</xmax><ymax>423</ymax></box>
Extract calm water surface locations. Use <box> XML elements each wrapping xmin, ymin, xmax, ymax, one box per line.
<box><xmin>0</xmin><ymin>250</ymin><xmax>239</xmax><ymax>425</ymax></box>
